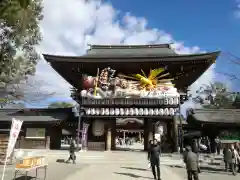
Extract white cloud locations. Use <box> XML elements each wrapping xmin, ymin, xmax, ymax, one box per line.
<box><xmin>35</xmin><ymin>0</ymin><xmax>216</xmax><ymax>106</ymax></box>
<box><xmin>235</xmin><ymin>0</ymin><xmax>240</xmax><ymax>18</ymax></box>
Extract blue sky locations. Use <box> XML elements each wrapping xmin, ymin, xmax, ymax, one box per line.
<box><xmin>31</xmin><ymin>0</ymin><xmax>240</xmax><ymax>108</ymax></box>
<box><xmin>107</xmin><ymin>0</ymin><xmax>240</xmax><ymax>88</ymax></box>
<box><xmin>107</xmin><ymin>0</ymin><xmax>239</xmax><ymax>53</ymax></box>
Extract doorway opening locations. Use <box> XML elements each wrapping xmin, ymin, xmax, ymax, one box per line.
<box><xmin>115</xmin><ymin>118</ymin><xmax>144</xmax><ymax>151</ymax></box>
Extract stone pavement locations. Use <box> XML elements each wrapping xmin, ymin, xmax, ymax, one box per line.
<box><xmin>14</xmin><ymin>149</ymin><xmax>184</xmax><ymax>165</ymax></box>
<box><xmin>66</xmin><ymin>163</ymin><xmax>183</xmax><ymax>180</ymax></box>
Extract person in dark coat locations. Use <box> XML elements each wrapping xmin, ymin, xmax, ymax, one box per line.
<box><xmin>66</xmin><ymin>140</ymin><xmax>76</xmax><ymax>164</ymax></box>
<box><xmin>183</xmin><ymin>146</ymin><xmax>199</xmax><ymax>180</ymax></box>
<box><xmin>148</xmin><ymin>139</ymin><xmax>161</xmax><ymax>180</ymax></box>
<box><xmin>215</xmin><ymin>136</ymin><xmax>221</xmax><ymax>155</ymax></box>
<box><xmin>223</xmin><ymin>144</ymin><xmax>236</xmax><ymax>175</ymax></box>
<box><xmin>192</xmin><ymin>139</ymin><xmax>201</xmax><ymax>173</ymax></box>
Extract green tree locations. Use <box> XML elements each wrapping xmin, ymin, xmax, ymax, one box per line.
<box><xmin>0</xmin><ymin>0</ymin><xmax>43</xmax><ymax>84</ymax></box>
<box><xmin>192</xmin><ymin>82</ymin><xmax>236</xmax><ymax>109</ymax></box>
<box><xmin>0</xmin><ymin>0</ymin><xmax>43</xmax><ymax>101</ymax></box>
<box><xmin>48</xmin><ymin>102</ymin><xmax>74</xmax><ymax>108</ymax></box>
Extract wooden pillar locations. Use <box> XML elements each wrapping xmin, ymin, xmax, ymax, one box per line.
<box><xmin>46</xmin><ymin>136</ymin><xmax>50</xmax><ymax>149</ymax></box>
<box><xmin>111</xmin><ymin>119</ymin><xmax>116</xmax><ymax>150</ymax></box>
<box><xmin>144</xmin><ymin>119</ymin><xmax>153</xmax><ymax>150</ymax></box>
<box><xmin>106</xmin><ymin>127</ymin><xmax>111</xmax><ymax>151</ymax></box>
<box><xmin>106</xmin><ymin>119</ymin><xmax>117</xmax><ymax>151</ymax></box>
<box><xmin>172</xmin><ymin>115</ymin><xmax>179</xmax><ymax>152</ymax></box>
<box><xmin>144</xmin><ymin>119</ymin><xmax>149</xmax><ymax>151</ymax></box>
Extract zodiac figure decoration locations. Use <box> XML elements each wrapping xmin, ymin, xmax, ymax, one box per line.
<box><xmin>81</xmin><ymin>67</ymin><xmax>179</xmax><ymax>99</ymax></box>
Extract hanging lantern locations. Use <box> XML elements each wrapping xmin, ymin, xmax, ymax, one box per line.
<box><xmin>154</xmin><ymin>108</ymin><xmax>159</xmax><ymax>115</ymax></box>
<box><xmin>86</xmin><ymin>108</ymin><xmax>91</xmax><ymax>115</ymax></box>
<box><xmin>105</xmin><ymin>108</ymin><xmax>109</xmax><ymax>115</ymax></box>
<box><xmin>110</xmin><ymin>108</ymin><xmax>115</xmax><ymax>115</ymax></box>
<box><xmin>143</xmin><ymin>108</ymin><xmax>148</xmax><ymax>116</ymax></box>
<box><xmin>173</xmin><ymin>97</ymin><xmax>179</xmax><ymax>105</ymax></box>
<box><xmin>90</xmin><ymin>108</ymin><xmax>95</xmax><ymax>115</ymax></box>
<box><xmin>169</xmin><ymin>108</ymin><xmax>175</xmax><ymax>116</ymax></box>
<box><xmin>124</xmin><ymin>108</ymin><xmax>129</xmax><ymax>116</ymax></box>
<box><xmin>168</xmin><ymin>98</ymin><xmax>174</xmax><ymax>105</ymax></box>
<box><xmin>159</xmin><ymin>108</ymin><xmax>164</xmax><ymax>115</ymax></box>
<box><xmin>100</xmin><ymin>108</ymin><xmax>105</xmax><ymax>115</ymax></box>
<box><xmin>135</xmin><ymin>108</ymin><xmax>139</xmax><ymax>116</ymax></box>
<box><xmin>115</xmin><ymin>108</ymin><xmax>120</xmax><ymax>116</ymax></box>
<box><xmin>164</xmin><ymin>98</ymin><xmax>168</xmax><ymax>105</ymax></box>
<box><xmin>120</xmin><ymin>108</ymin><xmax>124</xmax><ymax>116</ymax></box>
<box><xmin>164</xmin><ymin>108</ymin><xmax>169</xmax><ymax>116</ymax></box>
<box><xmin>149</xmin><ymin>108</ymin><xmax>154</xmax><ymax>116</ymax></box>
<box><xmin>129</xmin><ymin>108</ymin><xmax>134</xmax><ymax>116</ymax></box>
<box><xmin>139</xmin><ymin>108</ymin><xmax>144</xmax><ymax>116</ymax></box>
<box><xmin>95</xmin><ymin>108</ymin><xmax>100</xmax><ymax>115</ymax></box>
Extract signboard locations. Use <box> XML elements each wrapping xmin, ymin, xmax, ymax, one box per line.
<box><xmin>81</xmin><ymin>67</ymin><xmax>179</xmax><ymax>99</ymax></box>
<box><xmin>26</xmin><ymin>128</ymin><xmax>45</xmax><ymax>138</ymax></box>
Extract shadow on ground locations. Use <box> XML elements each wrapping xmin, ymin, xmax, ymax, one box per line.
<box><xmin>167</xmin><ymin>164</ymin><xmax>228</xmax><ymax>175</ymax></box>
<box><xmin>14</xmin><ymin>176</ymin><xmax>36</xmax><ymax>180</ymax></box>
<box><xmin>121</xmin><ymin>166</ymin><xmax>148</xmax><ymax>171</ymax></box>
<box><xmin>56</xmin><ymin>159</ymin><xmax>66</xmax><ymax>163</ymax></box>
<box><xmin>115</xmin><ymin>148</ymin><xmax>144</xmax><ymax>152</ymax></box>
<box><xmin>114</xmin><ymin>172</ymin><xmax>153</xmax><ymax>179</ymax></box>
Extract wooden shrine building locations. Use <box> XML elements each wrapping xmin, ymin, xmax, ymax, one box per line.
<box><xmin>187</xmin><ymin>108</ymin><xmax>240</xmax><ymax>141</ymax></box>
<box><xmin>43</xmin><ymin>44</ymin><xmax>220</xmax><ymax>152</ymax></box>
<box><xmin>0</xmin><ymin>108</ymin><xmax>77</xmax><ymax>153</ymax></box>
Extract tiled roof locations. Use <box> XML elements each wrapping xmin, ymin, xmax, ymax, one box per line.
<box><xmin>187</xmin><ymin>109</ymin><xmax>240</xmax><ymax>124</ymax></box>
<box><xmin>0</xmin><ymin>108</ymin><xmax>71</xmax><ymax>122</ymax></box>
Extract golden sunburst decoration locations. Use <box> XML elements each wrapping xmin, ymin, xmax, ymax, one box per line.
<box><xmin>118</xmin><ymin>68</ymin><xmax>174</xmax><ymax>90</ymax></box>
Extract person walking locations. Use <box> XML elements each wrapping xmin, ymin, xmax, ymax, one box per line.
<box><xmin>215</xmin><ymin>136</ymin><xmax>221</xmax><ymax>155</ymax></box>
<box><xmin>192</xmin><ymin>139</ymin><xmax>201</xmax><ymax>173</ymax></box>
<box><xmin>231</xmin><ymin>144</ymin><xmax>239</xmax><ymax>175</ymax></box>
<box><xmin>66</xmin><ymin>140</ymin><xmax>76</xmax><ymax>164</ymax></box>
<box><xmin>234</xmin><ymin>143</ymin><xmax>240</xmax><ymax>173</ymax></box>
<box><xmin>223</xmin><ymin>144</ymin><xmax>236</xmax><ymax>175</ymax></box>
<box><xmin>183</xmin><ymin>146</ymin><xmax>199</xmax><ymax>180</ymax></box>
<box><xmin>148</xmin><ymin>139</ymin><xmax>161</xmax><ymax>180</ymax></box>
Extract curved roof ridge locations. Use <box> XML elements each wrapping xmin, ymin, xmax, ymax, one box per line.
<box><xmin>88</xmin><ymin>43</ymin><xmax>173</xmax><ymax>49</ymax></box>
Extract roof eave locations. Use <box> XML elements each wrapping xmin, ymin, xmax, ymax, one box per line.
<box><xmin>43</xmin><ymin>51</ymin><xmax>221</xmax><ymax>63</ymax></box>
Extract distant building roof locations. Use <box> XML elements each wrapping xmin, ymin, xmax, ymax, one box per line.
<box><xmin>85</xmin><ymin>44</ymin><xmax>177</xmax><ymax>57</ymax></box>
<box><xmin>0</xmin><ymin>108</ymin><xmax>73</xmax><ymax>122</ymax></box>
<box><xmin>187</xmin><ymin>108</ymin><xmax>240</xmax><ymax>124</ymax></box>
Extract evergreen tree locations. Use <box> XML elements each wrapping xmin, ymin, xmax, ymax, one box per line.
<box><xmin>0</xmin><ymin>0</ymin><xmax>43</xmax><ymax>88</ymax></box>
<box><xmin>0</xmin><ymin>0</ymin><xmax>43</xmax><ymax>106</ymax></box>
<box><xmin>48</xmin><ymin>102</ymin><xmax>74</xmax><ymax>108</ymax></box>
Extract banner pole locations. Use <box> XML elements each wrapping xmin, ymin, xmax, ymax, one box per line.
<box><xmin>1</xmin><ymin>153</ymin><xmax>8</xmax><ymax>180</ymax></box>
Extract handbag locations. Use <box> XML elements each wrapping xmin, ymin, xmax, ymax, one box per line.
<box><xmin>148</xmin><ymin>162</ymin><xmax>151</xmax><ymax>168</ymax></box>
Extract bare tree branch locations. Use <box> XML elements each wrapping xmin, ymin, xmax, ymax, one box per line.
<box><xmin>0</xmin><ymin>77</ymin><xmax>56</xmax><ymax>108</ymax></box>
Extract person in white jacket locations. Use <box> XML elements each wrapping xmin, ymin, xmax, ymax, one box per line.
<box><xmin>231</xmin><ymin>144</ymin><xmax>240</xmax><ymax>175</ymax></box>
